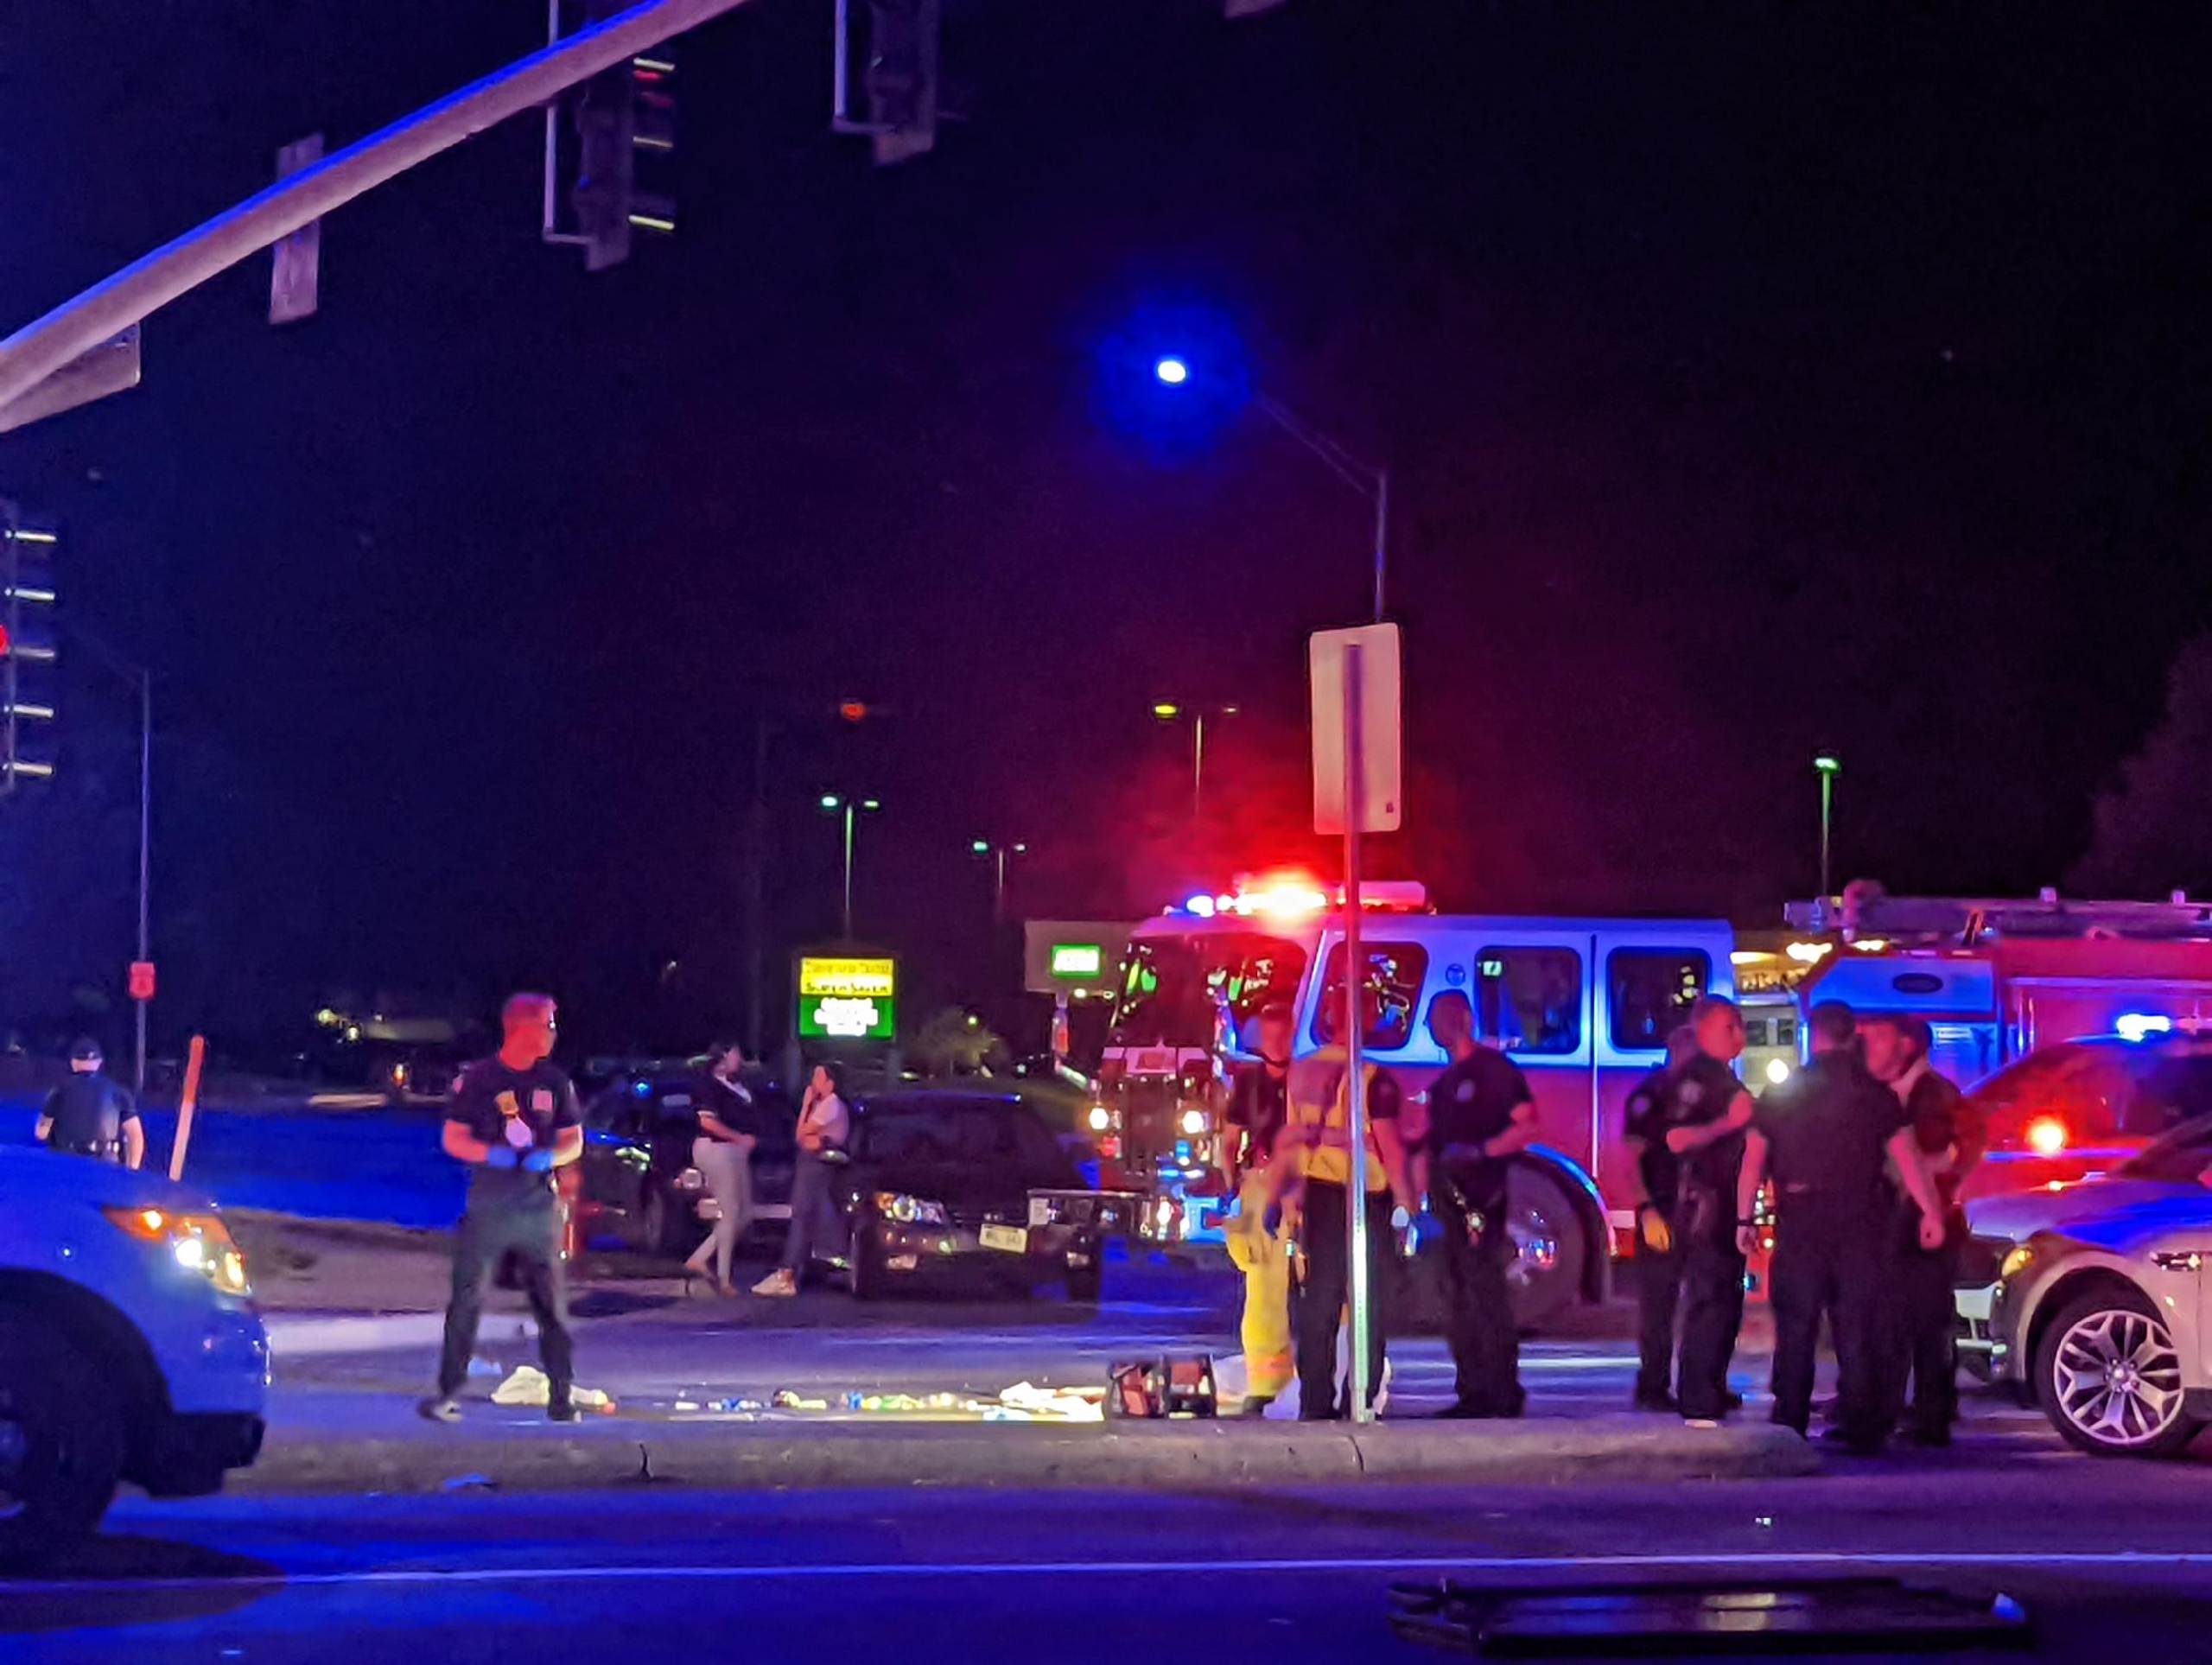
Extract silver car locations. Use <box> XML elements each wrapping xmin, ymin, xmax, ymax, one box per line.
<box><xmin>1961</xmin><ymin>1114</ymin><xmax>2212</xmax><ymax>1457</ymax></box>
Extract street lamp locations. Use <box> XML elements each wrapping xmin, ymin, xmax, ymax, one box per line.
<box><xmin>1154</xmin><ymin>356</ymin><xmax>1389</xmax><ymax>621</ymax></box>
<box><xmin>1814</xmin><ymin>754</ymin><xmax>1842</xmax><ymax>900</ymax></box>
<box><xmin>1150</xmin><ymin>701</ymin><xmax>1238</xmax><ymax>823</ymax></box>
<box><xmin>819</xmin><ymin>792</ymin><xmax>881</xmax><ymax>939</ymax></box>
<box><xmin>969</xmin><ymin>838</ymin><xmax>1029</xmax><ymax>922</ymax></box>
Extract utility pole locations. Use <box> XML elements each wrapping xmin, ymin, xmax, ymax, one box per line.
<box><xmin>134</xmin><ymin>669</ymin><xmax>151</xmax><ymax>1094</ymax></box>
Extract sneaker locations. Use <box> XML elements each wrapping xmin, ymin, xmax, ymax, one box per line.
<box><xmin>1721</xmin><ymin>1390</ymin><xmax>1746</xmax><ymax>1413</ymax></box>
<box><xmin>547</xmin><ymin>1400</ymin><xmax>582</xmax><ymax>1424</ymax></box>
<box><xmin>416</xmin><ymin>1395</ymin><xmax>462</xmax><ymax>1424</ymax></box>
<box><xmin>751</xmin><ymin>1268</ymin><xmax>798</xmax><ymax>1298</ymax></box>
<box><xmin>1908</xmin><ymin>1426</ymin><xmax>1952</xmax><ymax>1449</ymax></box>
<box><xmin>1236</xmin><ymin>1395</ymin><xmax>1275</xmax><ymax>1419</ymax></box>
<box><xmin>1632</xmin><ymin>1389</ymin><xmax>1679</xmax><ymax>1414</ymax></box>
<box><xmin>1684</xmin><ymin>1416</ymin><xmax>1722</xmax><ymax>1430</ymax></box>
<box><xmin>1821</xmin><ymin>1425</ymin><xmax>1886</xmax><ymax>1456</ymax></box>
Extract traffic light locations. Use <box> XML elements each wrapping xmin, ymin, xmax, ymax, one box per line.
<box><xmin>1</xmin><ymin>502</ymin><xmax>58</xmax><ymax>792</ymax></box>
<box><xmin>834</xmin><ymin>0</ymin><xmax>942</xmax><ymax>166</ymax></box>
<box><xmin>547</xmin><ymin>2</ymin><xmax>677</xmax><ymax>272</ymax></box>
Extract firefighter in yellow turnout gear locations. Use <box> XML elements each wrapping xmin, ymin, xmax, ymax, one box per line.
<box><xmin>1270</xmin><ymin>985</ymin><xmax>1419</xmax><ymax>1421</ymax></box>
<box><xmin>1222</xmin><ymin>1005</ymin><xmax>1297</xmax><ymax>1415</ymax></box>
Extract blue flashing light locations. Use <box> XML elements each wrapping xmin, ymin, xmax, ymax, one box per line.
<box><xmin>1182</xmin><ymin>892</ymin><xmax>1217</xmax><ymax>918</ymax></box>
<box><xmin>632</xmin><ymin>1078</ymin><xmax>653</xmax><ymax>1096</ymax></box>
<box><xmin>2117</xmin><ymin>1013</ymin><xmax>2173</xmax><ymax>1043</ymax></box>
<box><xmin>1154</xmin><ymin>356</ymin><xmax>1190</xmax><ymax>386</ymax></box>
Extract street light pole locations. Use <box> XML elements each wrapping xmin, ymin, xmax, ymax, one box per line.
<box><xmin>1253</xmin><ymin>391</ymin><xmax>1389</xmax><ymax>623</ymax></box>
<box><xmin>1815</xmin><ymin>754</ymin><xmax>1841</xmax><ymax>900</ymax></box>
<box><xmin>823</xmin><ymin>793</ymin><xmax>880</xmax><ymax>939</ymax></box>
<box><xmin>969</xmin><ymin>839</ymin><xmax>1029</xmax><ymax>923</ymax></box>
<box><xmin>1192</xmin><ymin>710</ymin><xmax>1205</xmax><ymax>823</ymax></box>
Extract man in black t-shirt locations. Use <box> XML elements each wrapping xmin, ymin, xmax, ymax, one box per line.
<box><xmin>1638</xmin><ymin>996</ymin><xmax>1756</xmax><ymax>1426</ymax></box>
<box><xmin>36</xmin><ymin>1038</ymin><xmax>144</xmax><ymax>1168</ymax></box>
<box><xmin>419</xmin><ymin>993</ymin><xmax>586</xmax><ymax>1424</ymax></box>
<box><xmin>1735</xmin><ymin>1001</ymin><xmax>1941</xmax><ymax>1450</ymax></box>
<box><xmin>1421</xmin><ymin>990</ymin><xmax>1538</xmax><ymax>1417</ymax></box>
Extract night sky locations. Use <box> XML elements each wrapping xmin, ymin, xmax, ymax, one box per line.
<box><xmin>3</xmin><ymin>1</ymin><xmax>2208</xmax><ymax>1055</ymax></box>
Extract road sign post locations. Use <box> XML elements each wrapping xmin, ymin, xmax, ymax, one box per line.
<box><xmin>1309</xmin><ymin>622</ymin><xmax>1403</xmax><ymax>1425</ymax></box>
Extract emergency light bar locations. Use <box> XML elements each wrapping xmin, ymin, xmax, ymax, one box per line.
<box><xmin>1169</xmin><ymin>876</ymin><xmax>1429</xmax><ymax>920</ymax></box>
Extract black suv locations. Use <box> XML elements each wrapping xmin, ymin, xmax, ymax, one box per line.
<box><xmin>817</xmin><ymin>1091</ymin><xmax>1121</xmax><ymax>1301</ymax></box>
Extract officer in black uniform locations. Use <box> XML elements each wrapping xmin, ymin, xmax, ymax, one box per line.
<box><xmin>35</xmin><ymin>1038</ymin><xmax>145</xmax><ymax>1168</ymax></box>
<box><xmin>1654</xmin><ymin>996</ymin><xmax>1757</xmax><ymax>1427</ymax></box>
<box><xmin>419</xmin><ymin>993</ymin><xmax>586</xmax><ymax>1424</ymax></box>
<box><xmin>1621</xmin><ymin>1025</ymin><xmax>1702</xmax><ymax>1410</ymax></box>
<box><xmin>1734</xmin><ymin>1001</ymin><xmax>1942</xmax><ymax>1452</ymax></box>
<box><xmin>1421</xmin><ymin>989</ymin><xmax>1539</xmax><ymax>1418</ymax></box>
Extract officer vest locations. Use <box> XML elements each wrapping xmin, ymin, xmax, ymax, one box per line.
<box><xmin>1285</xmin><ymin>1046</ymin><xmax>1389</xmax><ymax>1192</ymax></box>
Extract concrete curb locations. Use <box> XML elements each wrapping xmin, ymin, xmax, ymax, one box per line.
<box><xmin>238</xmin><ymin>1415</ymin><xmax>1820</xmax><ymax>1496</ymax></box>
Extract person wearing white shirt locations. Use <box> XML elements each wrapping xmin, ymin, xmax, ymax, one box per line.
<box><xmin>753</xmin><ymin>1062</ymin><xmax>851</xmax><ymax>1296</ymax></box>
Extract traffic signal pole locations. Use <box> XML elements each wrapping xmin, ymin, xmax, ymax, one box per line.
<box><xmin>0</xmin><ymin>0</ymin><xmax>753</xmax><ymax>418</ymax></box>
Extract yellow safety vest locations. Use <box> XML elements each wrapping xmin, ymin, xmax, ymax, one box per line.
<box><xmin>1284</xmin><ymin>1045</ymin><xmax>1390</xmax><ymax>1193</ymax></box>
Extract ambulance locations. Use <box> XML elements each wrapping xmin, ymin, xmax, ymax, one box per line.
<box><xmin>1095</xmin><ymin>874</ymin><xmax>1736</xmax><ymax>1325</ymax></box>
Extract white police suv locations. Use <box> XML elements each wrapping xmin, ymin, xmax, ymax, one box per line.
<box><xmin>0</xmin><ymin>1147</ymin><xmax>269</xmax><ymax>1564</ymax></box>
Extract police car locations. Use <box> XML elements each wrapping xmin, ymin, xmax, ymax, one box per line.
<box><xmin>1960</xmin><ymin>1114</ymin><xmax>2212</xmax><ymax>1457</ymax></box>
<box><xmin>0</xmin><ymin>1147</ymin><xmax>269</xmax><ymax>1565</ymax></box>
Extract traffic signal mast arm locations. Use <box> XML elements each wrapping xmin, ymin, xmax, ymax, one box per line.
<box><xmin>0</xmin><ymin>0</ymin><xmax>752</xmax><ymax>419</ymax></box>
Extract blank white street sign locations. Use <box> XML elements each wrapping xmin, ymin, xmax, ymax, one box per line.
<box><xmin>1309</xmin><ymin>621</ymin><xmax>1402</xmax><ymax>835</ymax></box>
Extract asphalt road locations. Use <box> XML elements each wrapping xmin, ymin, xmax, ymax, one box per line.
<box><xmin>10</xmin><ymin>1461</ymin><xmax>2212</xmax><ymax>1662</ymax></box>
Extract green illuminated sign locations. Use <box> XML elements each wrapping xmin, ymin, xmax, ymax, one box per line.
<box><xmin>795</xmin><ymin>956</ymin><xmax>897</xmax><ymax>1041</ymax></box>
<box><xmin>1050</xmin><ymin>943</ymin><xmax>1104</xmax><ymax>980</ymax></box>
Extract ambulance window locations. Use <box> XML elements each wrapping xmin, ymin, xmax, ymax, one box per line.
<box><xmin>1608</xmin><ymin>950</ymin><xmax>1711</xmax><ymax>1051</ymax></box>
<box><xmin>1313</xmin><ymin>943</ymin><xmax>1429</xmax><ymax>1052</ymax></box>
<box><xmin>1473</xmin><ymin>948</ymin><xmax>1582</xmax><ymax>1055</ymax></box>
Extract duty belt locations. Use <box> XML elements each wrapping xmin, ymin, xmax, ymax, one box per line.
<box><xmin>57</xmin><ymin>1138</ymin><xmax>122</xmax><ymax>1160</ymax></box>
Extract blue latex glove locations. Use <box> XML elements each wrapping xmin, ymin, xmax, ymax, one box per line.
<box><xmin>1412</xmin><ymin>1207</ymin><xmax>1446</xmax><ymax>1253</ymax></box>
<box><xmin>522</xmin><ymin>1148</ymin><xmax>556</xmax><ymax>1173</ymax></box>
<box><xmin>482</xmin><ymin>1145</ymin><xmax>519</xmax><ymax>1170</ymax></box>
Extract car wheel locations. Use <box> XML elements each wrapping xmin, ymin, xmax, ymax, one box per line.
<box><xmin>848</xmin><ymin>1223</ymin><xmax>882</xmax><ymax>1301</ymax></box>
<box><xmin>640</xmin><ymin>1187</ymin><xmax>690</xmax><ymax>1260</ymax></box>
<box><xmin>1065</xmin><ymin>1261</ymin><xmax>1103</xmax><ymax>1305</ymax></box>
<box><xmin>0</xmin><ymin>1315</ymin><xmax>127</xmax><ymax>1569</ymax></box>
<box><xmin>1503</xmin><ymin>1164</ymin><xmax>1585</xmax><ymax>1331</ymax></box>
<box><xmin>2034</xmin><ymin>1285</ymin><xmax>2204</xmax><ymax>1458</ymax></box>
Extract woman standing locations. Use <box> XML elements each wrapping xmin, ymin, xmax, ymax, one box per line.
<box><xmin>683</xmin><ymin>1043</ymin><xmax>757</xmax><ymax>1297</ymax></box>
<box><xmin>753</xmin><ymin>1061</ymin><xmax>851</xmax><ymax>1297</ymax></box>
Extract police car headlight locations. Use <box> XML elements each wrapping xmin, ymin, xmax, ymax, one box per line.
<box><xmin>2000</xmin><ymin>1244</ymin><xmax>2035</xmax><ymax>1281</ymax></box>
<box><xmin>874</xmin><ymin>1192</ymin><xmax>948</xmax><ymax>1227</ymax></box>
<box><xmin>1180</xmin><ymin>1109</ymin><xmax>1209</xmax><ymax>1136</ymax></box>
<box><xmin>105</xmin><ymin>1206</ymin><xmax>252</xmax><ymax>1299</ymax></box>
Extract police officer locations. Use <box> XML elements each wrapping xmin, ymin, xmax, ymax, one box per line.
<box><xmin>1653</xmin><ymin>996</ymin><xmax>1757</xmax><ymax>1427</ymax></box>
<box><xmin>35</xmin><ymin>1038</ymin><xmax>145</xmax><ymax>1168</ymax></box>
<box><xmin>1863</xmin><ymin>1013</ymin><xmax>1984</xmax><ymax>1446</ymax></box>
<box><xmin>1621</xmin><ymin>1025</ymin><xmax>1702</xmax><ymax>1411</ymax></box>
<box><xmin>419</xmin><ymin>993</ymin><xmax>585</xmax><ymax>1424</ymax></box>
<box><xmin>1421</xmin><ymin>989</ymin><xmax>1538</xmax><ymax>1418</ymax></box>
<box><xmin>1273</xmin><ymin>983</ymin><xmax>1419</xmax><ymax>1420</ymax></box>
<box><xmin>1735</xmin><ymin>1001</ymin><xmax>1945</xmax><ymax>1452</ymax></box>
<box><xmin>1223</xmin><ymin>1003</ymin><xmax>1296</xmax><ymax>1416</ymax></box>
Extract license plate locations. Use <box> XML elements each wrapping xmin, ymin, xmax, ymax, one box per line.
<box><xmin>1954</xmin><ymin>1284</ymin><xmax>1995</xmax><ymax>1322</ymax></box>
<box><xmin>1028</xmin><ymin>1198</ymin><xmax>1052</xmax><ymax>1228</ymax></box>
<box><xmin>979</xmin><ymin>1223</ymin><xmax>1028</xmax><ymax>1254</ymax></box>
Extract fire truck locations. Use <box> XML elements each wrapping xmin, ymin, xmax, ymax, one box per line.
<box><xmin>1783</xmin><ymin>884</ymin><xmax>2212</xmax><ymax>1198</ymax></box>
<box><xmin>1094</xmin><ymin>875</ymin><xmax>1737</xmax><ymax>1326</ymax></box>
<box><xmin>1090</xmin><ymin>875</ymin><xmax>2212</xmax><ymax>1327</ymax></box>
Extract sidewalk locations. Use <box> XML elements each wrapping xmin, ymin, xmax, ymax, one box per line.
<box><xmin>243</xmin><ymin>1389</ymin><xmax>1818</xmax><ymax>1496</ymax></box>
